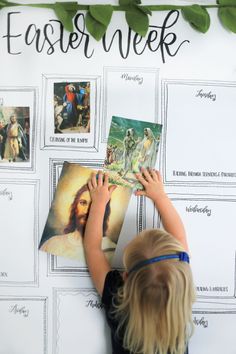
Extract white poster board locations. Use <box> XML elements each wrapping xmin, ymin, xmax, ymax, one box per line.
<box><xmin>0</xmin><ymin>1</ymin><xmax>236</xmax><ymax>353</ymax></box>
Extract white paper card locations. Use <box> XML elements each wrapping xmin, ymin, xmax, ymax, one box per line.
<box><xmin>170</xmin><ymin>195</ymin><xmax>236</xmax><ymax>297</ymax></box>
<box><xmin>0</xmin><ymin>180</ymin><xmax>38</xmax><ymax>285</ymax></box>
<box><xmin>190</xmin><ymin>309</ymin><xmax>236</xmax><ymax>354</ymax></box>
<box><xmin>162</xmin><ymin>80</ymin><xmax>236</xmax><ymax>185</ymax></box>
<box><xmin>102</xmin><ymin>67</ymin><xmax>159</xmax><ymax>141</ymax></box>
<box><xmin>0</xmin><ymin>297</ymin><xmax>47</xmax><ymax>354</ymax></box>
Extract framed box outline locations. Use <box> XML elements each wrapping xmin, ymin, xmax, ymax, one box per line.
<box><xmin>0</xmin><ymin>178</ymin><xmax>39</xmax><ymax>287</ymax></box>
<box><xmin>161</xmin><ymin>79</ymin><xmax>236</xmax><ymax>187</ymax></box>
<box><xmin>190</xmin><ymin>305</ymin><xmax>236</xmax><ymax>354</ymax></box>
<box><xmin>102</xmin><ymin>66</ymin><xmax>159</xmax><ymax>143</ymax></box>
<box><xmin>40</xmin><ymin>74</ymin><xmax>101</xmax><ymax>152</ymax></box>
<box><xmin>0</xmin><ymin>295</ymin><xmax>48</xmax><ymax>354</ymax></box>
<box><xmin>53</xmin><ymin>287</ymin><xmax>108</xmax><ymax>354</ymax></box>
<box><xmin>48</xmin><ymin>158</ymin><xmax>105</xmax><ymax>276</ymax></box>
<box><xmin>166</xmin><ymin>192</ymin><xmax>236</xmax><ymax>300</ymax></box>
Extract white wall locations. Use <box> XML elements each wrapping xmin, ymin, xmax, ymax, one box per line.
<box><xmin>0</xmin><ymin>1</ymin><xmax>236</xmax><ymax>353</ymax></box>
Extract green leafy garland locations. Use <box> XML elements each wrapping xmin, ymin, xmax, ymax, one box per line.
<box><xmin>0</xmin><ymin>0</ymin><xmax>236</xmax><ymax>40</ymax></box>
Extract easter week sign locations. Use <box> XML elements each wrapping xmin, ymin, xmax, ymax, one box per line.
<box><xmin>0</xmin><ymin>1</ymin><xmax>236</xmax><ymax>353</ymax></box>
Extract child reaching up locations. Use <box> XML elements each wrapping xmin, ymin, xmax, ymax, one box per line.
<box><xmin>84</xmin><ymin>168</ymin><xmax>195</xmax><ymax>354</ymax></box>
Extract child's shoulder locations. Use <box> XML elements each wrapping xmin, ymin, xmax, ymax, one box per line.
<box><xmin>102</xmin><ymin>270</ymin><xmax>123</xmax><ymax>306</ymax></box>
<box><xmin>104</xmin><ymin>270</ymin><xmax>123</xmax><ymax>289</ymax></box>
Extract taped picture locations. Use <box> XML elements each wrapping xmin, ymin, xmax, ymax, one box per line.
<box><xmin>54</xmin><ymin>82</ymin><xmax>90</xmax><ymax>134</ymax></box>
<box><xmin>0</xmin><ymin>106</ymin><xmax>30</xmax><ymax>163</ymax></box>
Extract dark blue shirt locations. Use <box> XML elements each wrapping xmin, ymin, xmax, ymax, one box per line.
<box><xmin>102</xmin><ymin>270</ymin><xmax>130</xmax><ymax>354</ymax></box>
<box><xmin>102</xmin><ymin>270</ymin><xmax>189</xmax><ymax>354</ymax></box>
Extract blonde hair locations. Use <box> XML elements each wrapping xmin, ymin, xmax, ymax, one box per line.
<box><xmin>113</xmin><ymin>229</ymin><xmax>196</xmax><ymax>354</ymax></box>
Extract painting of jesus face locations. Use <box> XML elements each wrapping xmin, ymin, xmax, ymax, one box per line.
<box><xmin>39</xmin><ymin>162</ymin><xmax>132</xmax><ymax>264</ymax></box>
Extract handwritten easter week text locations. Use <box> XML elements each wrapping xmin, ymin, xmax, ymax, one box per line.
<box><xmin>3</xmin><ymin>10</ymin><xmax>189</xmax><ymax>63</ymax></box>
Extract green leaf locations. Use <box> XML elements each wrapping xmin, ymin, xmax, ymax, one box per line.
<box><xmin>54</xmin><ymin>2</ymin><xmax>78</xmax><ymax>32</ymax></box>
<box><xmin>138</xmin><ymin>6</ymin><xmax>152</xmax><ymax>16</ymax></box>
<box><xmin>125</xmin><ymin>5</ymin><xmax>149</xmax><ymax>37</ymax></box>
<box><xmin>89</xmin><ymin>5</ymin><xmax>113</xmax><ymax>26</ymax></box>
<box><xmin>119</xmin><ymin>0</ymin><xmax>141</xmax><ymax>5</ymax></box>
<box><xmin>181</xmin><ymin>5</ymin><xmax>210</xmax><ymax>33</ymax></box>
<box><xmin>219</xmin><ymin>7</ymin><xmax>236</xmax><ymax>32</ymax></box>
<box><xmin>0</xmin><ymin>0</ymin><xmax>11</xmax><ymax>4</ymax></box>
<box><xmin>56</xmin><ymin>2</ymin><xmax>79</xmax><ymax>12</ymax></box>
<box><xmin>217</xmin><ymin>0</ymin><xmax>236</xmax><ymax>5</ymax></box>
<box><xmin>0</xmin><ymin>0</ymin><xmax>16</xmax><ymax>7</ymax></box>
<box><xmin>85</xmin><ymin>12</ymin><xmax>107</xmax><ymax>41</ymax></box>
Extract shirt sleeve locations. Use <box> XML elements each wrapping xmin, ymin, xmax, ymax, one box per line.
<box><xmin>102</xmin><ymin>270</ymin><xmax>123</xmax><ymax>308</ymax></box>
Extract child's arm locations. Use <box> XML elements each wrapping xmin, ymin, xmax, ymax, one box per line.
<box><xmin>84</xmin><ymin>171</ymin><xmax>116</xmax><ymax>296</ymax></box>
<box><xmin>135</xmin><ymin>168</ymin><xmax>188</xmax><ymax>251</ymax></box>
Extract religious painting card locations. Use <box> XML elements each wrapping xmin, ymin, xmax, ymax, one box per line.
<box><xmin>54</xmin><ymin>81</ymin><xmax>90</xmax><ymax>134</ymax></box>
<box><xmin>0</xmin><ymin>87</ymin><xmax>36</xmax><ymax>172</ymax></box>
<box><xmin>104</xmin><ymin>116</ymin><xmax>162</xmax><ymax>188</ymax></box>
<box><xmin>41</xmin><ymin>74</ymin><xmax>100</xmax><ymax>151</ymax></box>
<box><xmin>39</xmin><ymin>162</ymin><xmax>132</xmax><ymax>266</ymax></box>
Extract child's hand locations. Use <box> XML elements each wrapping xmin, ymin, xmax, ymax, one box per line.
<box><xmin>135</xmin><ymin>168</ymin><xmax>166</xmax><ymax>202</ymax></box>
<box><xmin>87</xmin><ymin>171</ymin><xmax>117</xmax><ymax>206</ymax></box>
